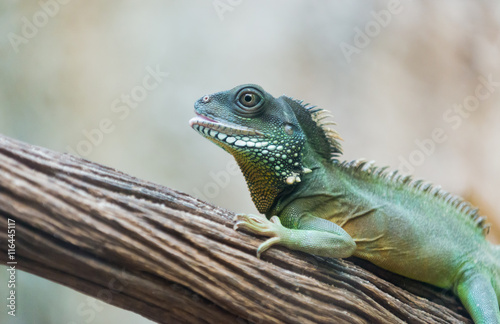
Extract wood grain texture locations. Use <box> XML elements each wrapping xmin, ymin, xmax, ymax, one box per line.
<box><xmin>0</xmin><ymin>134</ymin><xmax>471</xmax><ymax>323</ymax></box>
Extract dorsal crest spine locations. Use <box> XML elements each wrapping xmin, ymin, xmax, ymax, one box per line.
<box><xmin>339</xmin><ymin>158</ymin><xmax>491</xmax><ymax>236</ymax></box>
<box><xmin>285</xmin><ymin>97</ymin><xmax>343</xmax><ymax>160</ymax></box>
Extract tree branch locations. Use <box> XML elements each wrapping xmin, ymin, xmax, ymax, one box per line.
<box><xmin>0</xmin><ymin>134</ymin><xmax>471</xmax><ymax>323</ymax></box>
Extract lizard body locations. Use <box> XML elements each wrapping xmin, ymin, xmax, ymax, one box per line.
<box><xmin>189</xmin><ymin>84</ymin><xmax>500</xmax><ymax>323</ymax></box>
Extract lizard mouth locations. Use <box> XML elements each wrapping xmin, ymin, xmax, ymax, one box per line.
<box><xmin>189</xmin><ymin>113</ymin><xmax>266</xmax><ymax>147</ymax></box>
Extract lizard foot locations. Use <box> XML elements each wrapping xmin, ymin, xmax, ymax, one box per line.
<box><xmin>234</xmin><ymin>214</ymin><xmax>285</xmax><ymax>258</ymax></box>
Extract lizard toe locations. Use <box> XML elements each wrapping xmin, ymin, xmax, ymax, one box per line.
<box><xmin>257</xmin><ymin>237</ymin><xmax>281</xmax><ymax>258</ymax></box>
<box><xmin>233</xmin><ymin>214</ymin><xmax>283</xmax><ymax>237</ymax></box>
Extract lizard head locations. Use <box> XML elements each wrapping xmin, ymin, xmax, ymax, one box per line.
<box><xmin>189</xmin><ymin>84</ymin><xmax>341</xmax><ymax>213</ymax></box>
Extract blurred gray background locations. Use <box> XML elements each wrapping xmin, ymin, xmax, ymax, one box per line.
<box><xmin>1</xmin><ymin>1</ymin><xmax>499</xmax><ymax>323</ymax></box>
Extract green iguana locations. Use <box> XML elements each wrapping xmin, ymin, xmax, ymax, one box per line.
<box><xmin>189</xmin><ymin>84</ymin><xmax>500</xmax><ymax>323</ymax></box>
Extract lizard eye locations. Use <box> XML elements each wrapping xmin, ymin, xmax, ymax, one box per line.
<box><xmin>240</xmin><ymin>93</ymin><xmax>260</xmax><ymax>107</ymax></box>
<box><xmin>235</xmin><ymin>88</ymin><xmax>264</xmax><ymax>116</ymax></box>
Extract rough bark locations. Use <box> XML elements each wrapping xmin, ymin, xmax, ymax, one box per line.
<box><xmin>0</xmin><ymin>134</ymin><xmax>471</xmax><ymax>323</ymax></box>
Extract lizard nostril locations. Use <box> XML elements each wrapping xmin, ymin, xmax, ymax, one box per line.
<box><xmin>202</xmin><ymin>95</ymin><xmax>210</xmax><ymax>103</ymax></box>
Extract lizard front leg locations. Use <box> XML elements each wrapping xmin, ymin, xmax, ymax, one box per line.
<box><xmin>234</xmin><ymin>213</ymin><xmax>356</xmax><ymax>259</ymax></box>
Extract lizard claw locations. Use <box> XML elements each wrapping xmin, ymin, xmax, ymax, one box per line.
<box><xmin>233</xmin><ymin>213</ymin><xmax>286</xmax><ymax>258</ymax></box>
<box><xmin>234</xmin><ymin>213</ymin><xmax>266</xmax><ymax>222</ymax></box>
<box><xmin>233</xmin><ymin>213</ymin><xmax>272</xmax><ymax>232</ymax></box>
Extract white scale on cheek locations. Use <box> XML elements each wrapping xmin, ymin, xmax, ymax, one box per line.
<box><xmin>226</xmin><ymin>137</ymin><xmax>236</xmax><ymax>144</ymax></box>
<box><xmin>218</xmin><ymin>133</ymin><xmax>227</xmax><ymax>140</ymax></box>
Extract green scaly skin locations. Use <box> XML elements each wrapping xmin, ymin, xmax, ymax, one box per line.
<box><xmin>189</xmin><ymin>84</ymin><xmax>500</xmax><ymax>323</ymax></box>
